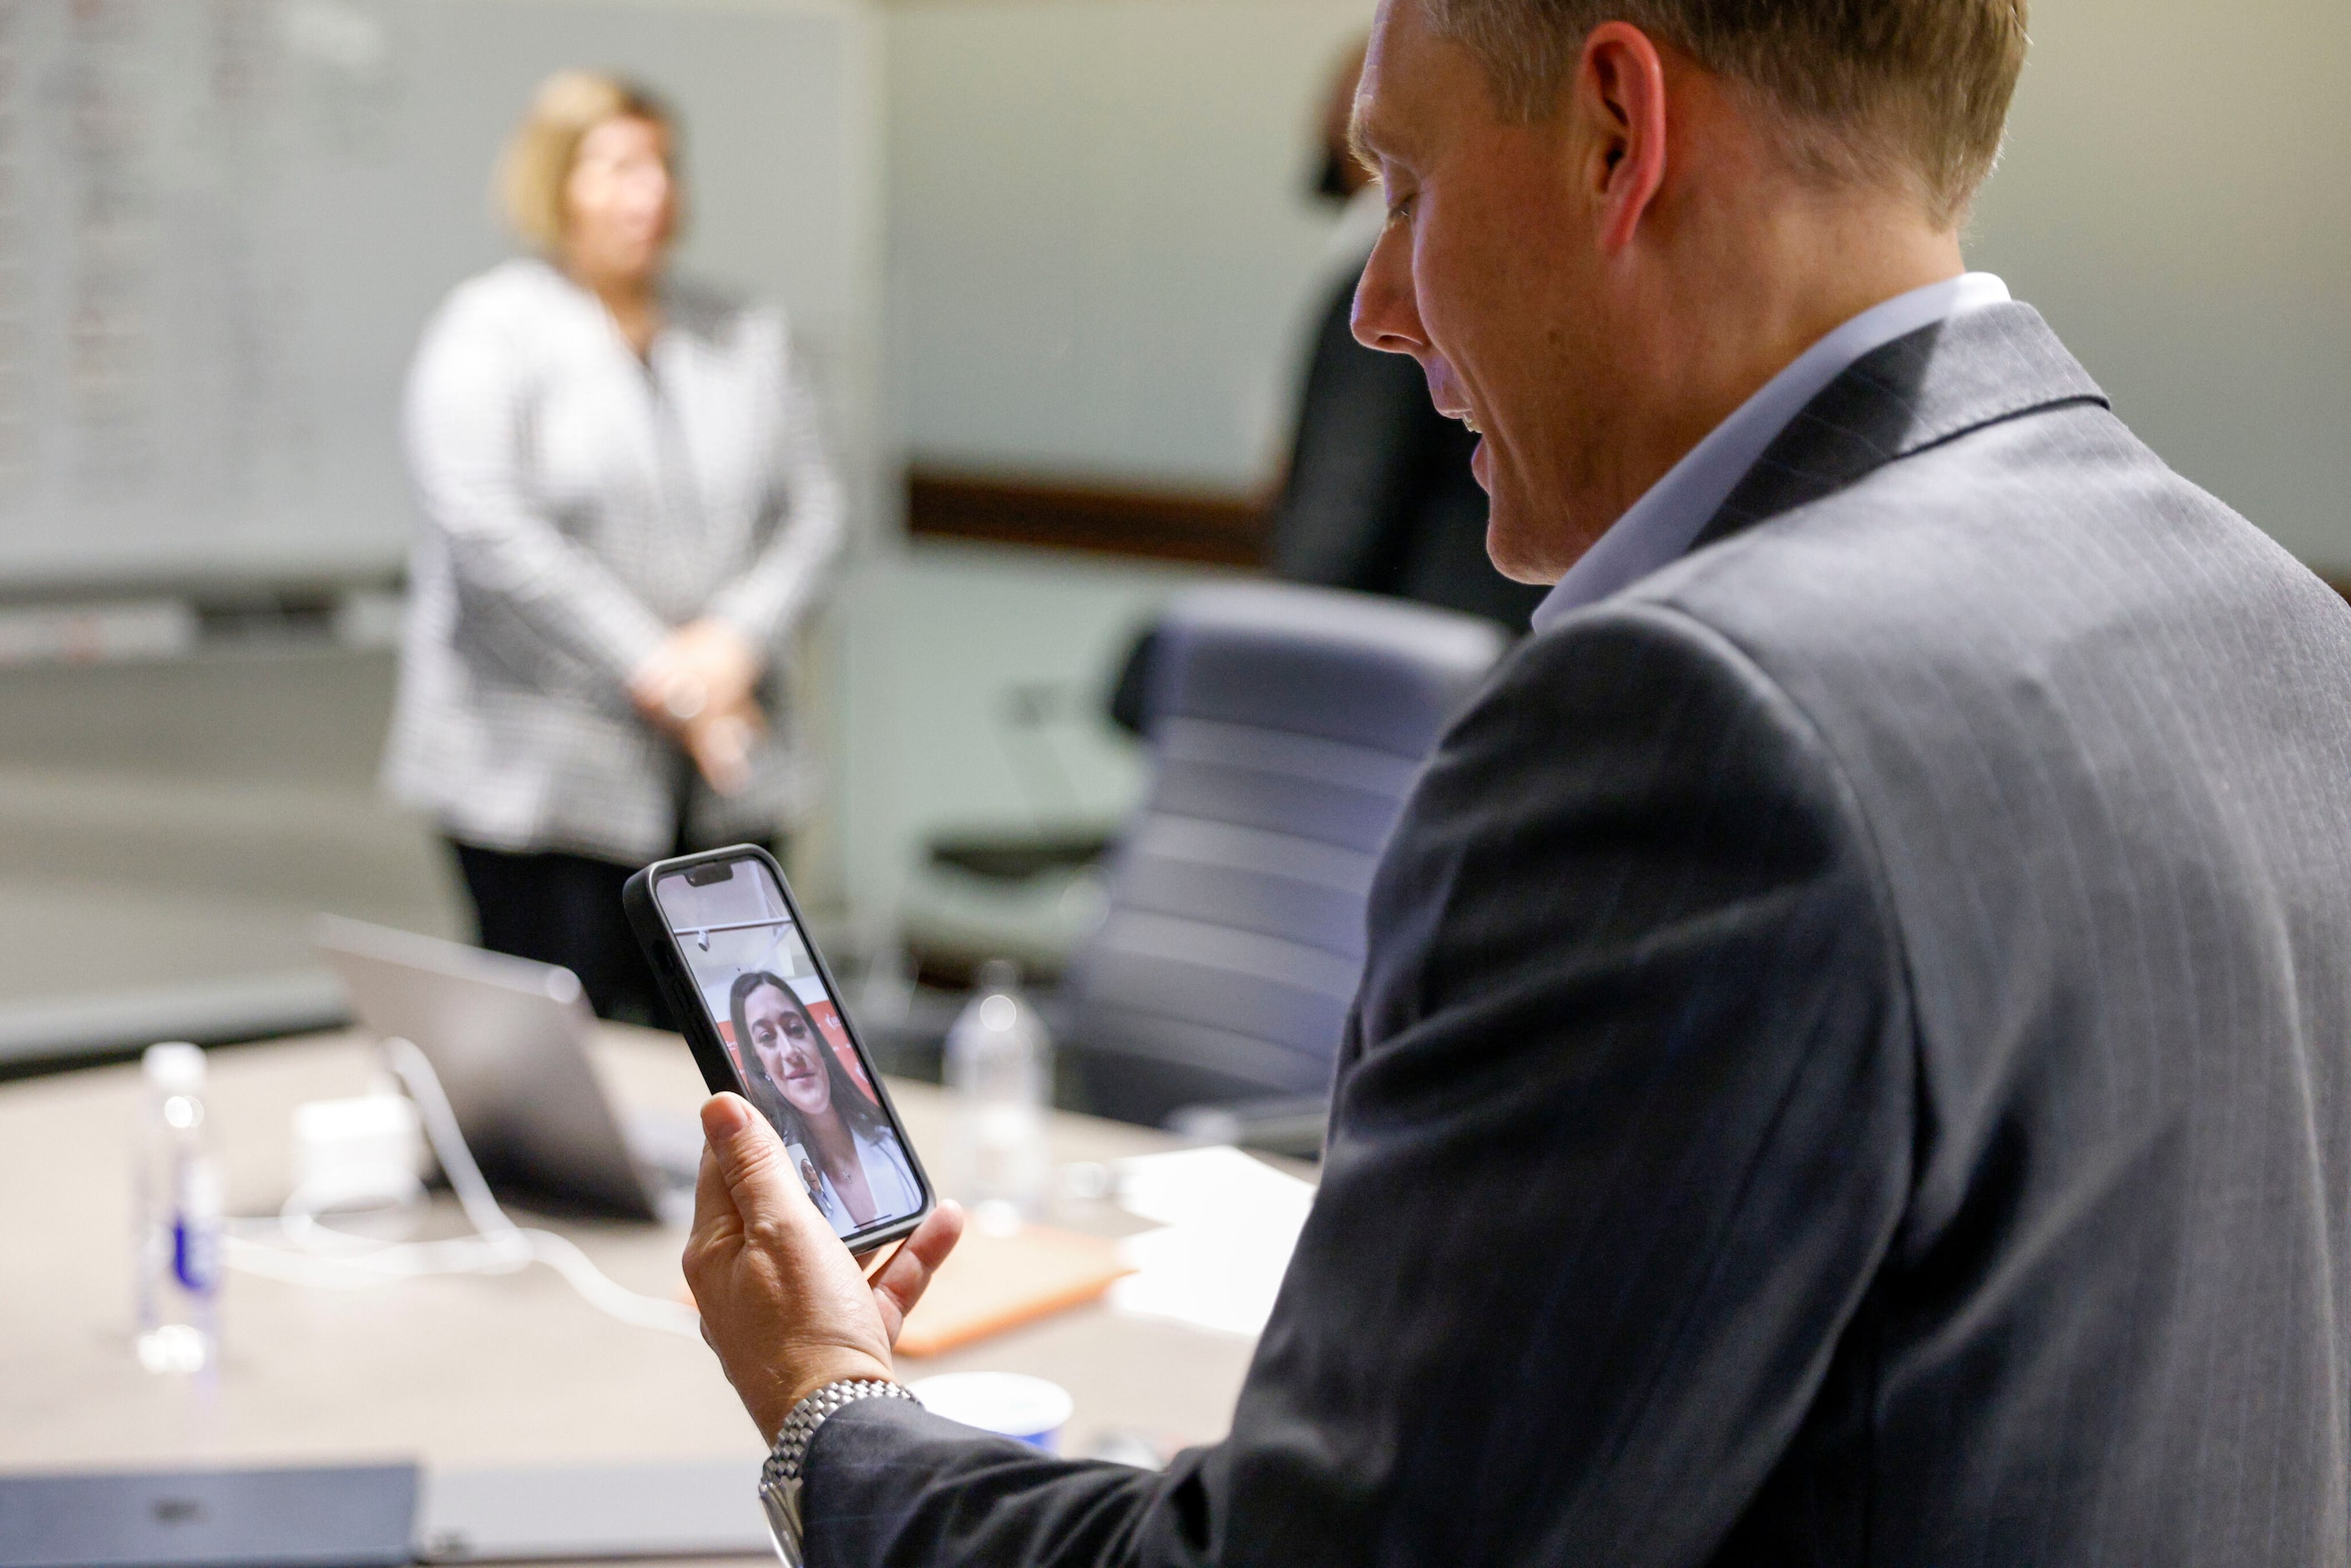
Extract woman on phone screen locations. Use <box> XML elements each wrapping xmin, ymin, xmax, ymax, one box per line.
<box><xmin>728</xmin><ymin>970</ymin><xmax>918</xmax><ymax>1232</ymax></box>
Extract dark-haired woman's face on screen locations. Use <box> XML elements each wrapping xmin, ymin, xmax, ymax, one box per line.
<box><xmin>745</xmin><ymin>983</ymin><xmax>831</xmax><ymax>1119</ymax></box>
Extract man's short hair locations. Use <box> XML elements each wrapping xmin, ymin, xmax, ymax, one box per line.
<box><xmin>1420</xmin><ymin>0</ymin><xmax>2030</xmax><ymax>226</ymax></box>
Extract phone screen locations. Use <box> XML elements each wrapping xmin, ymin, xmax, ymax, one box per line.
<box><xmin>650</xmin><ymin>855</ymin><xmax>924</xmax><ymax>1242</ymax></box>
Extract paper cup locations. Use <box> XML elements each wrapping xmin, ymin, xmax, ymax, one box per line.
<box><xmin>908</xmin><ymin>1373</ymin><xmax>1075</xmax><ymax>1452</ymax></box>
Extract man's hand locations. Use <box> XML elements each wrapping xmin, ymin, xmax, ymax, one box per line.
<box><xmin>684</xmin><ymin>1094</ymin><xmax>965</xmax><ymax>1444</ymax></box>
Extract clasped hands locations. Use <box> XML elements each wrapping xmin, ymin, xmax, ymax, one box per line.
<box><xmin>685</xmin><ymin>1094</ymin><xmax>967</xmax><ymax>1443</ymax></box>
<box><xmin>628</xmin><ymin>619</ymin><xmax>767</xmax><ymax>796</ymax></box>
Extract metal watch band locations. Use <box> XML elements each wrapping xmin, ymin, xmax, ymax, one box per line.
<box><xmin>764</xmin><ymin>1378</ymin><xmax>922</xmax><ymax>1488</ymax></box>
<box><xmin>758</xmin><ymin>1378</ymin><xmax>921</xmax><ymax>1565</ymax></box>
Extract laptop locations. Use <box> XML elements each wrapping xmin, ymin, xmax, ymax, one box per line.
<box><xmin>415</xmin><ymin>1459</ymin><xmax>766</xmax><ymax>1561</ymax></box>
<box><xmin>313</xmin><ymin>916</ymin><xmax>699</xmax><ymax>1223</ymax></box>
<box><xmin>0</xmin><ymin>1464</ymin><xmax>417</xmax><ymax>1568</ymax></box>
<box><xmin>0</xmin><ymin>1459</ymin><xmax>768</xmax><ymax>1568</ymax></box>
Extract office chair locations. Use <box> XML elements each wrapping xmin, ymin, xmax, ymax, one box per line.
<box><xmin>1060</xmin><ymin>581</ymin><xmax>1507</xmax><ymax>1143</ymax></box>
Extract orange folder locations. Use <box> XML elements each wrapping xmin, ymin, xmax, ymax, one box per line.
<box><xmin>892</xmin><ymin>1223</ymin><xmax>1135</xmax><ymax>1358</ymax></box>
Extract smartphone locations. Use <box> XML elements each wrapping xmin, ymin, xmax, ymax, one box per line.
<box><xmin>622</xmin><ymin>845</ymin><xmax>933</xmax><ymax>1256</ymax></box>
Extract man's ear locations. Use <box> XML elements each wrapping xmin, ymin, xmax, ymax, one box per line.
<box><xmin>1575</xmin><ymin>22</ymin><xmax>1671</xmax><ymax>255</ymax></box>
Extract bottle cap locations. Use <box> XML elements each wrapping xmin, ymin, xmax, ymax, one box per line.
<box><xmin>142</xmin><ymin>1041</ymin><xmax>205</xmax><ymax>1094</ymax></box>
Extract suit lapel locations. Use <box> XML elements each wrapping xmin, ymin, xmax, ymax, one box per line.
<box><xmin>1690</xmin><ymin>301</ymin><xmax>2111</xmax><ymax>554</ymax></box>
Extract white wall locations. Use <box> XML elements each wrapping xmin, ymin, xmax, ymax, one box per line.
<box><xmin>883</xmin><ymin>0</ymin><xmax>1374</xmax><ymax>491</ymax></box>
<box><xmin>880</xmin><ymin>0</ymin><xmax>2351</xmax><ymax>569</ymax></box>
<box><xmin>1969</xmin><ymin>0</ymin><xmax>2351</xmax><ymax>574</ymax></box>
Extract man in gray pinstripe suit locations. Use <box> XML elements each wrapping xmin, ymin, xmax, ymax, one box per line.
<box><xmin>681</xmin><ymin>0</ymin><xmax>2351</xmax><ymax>1560</ymax></box>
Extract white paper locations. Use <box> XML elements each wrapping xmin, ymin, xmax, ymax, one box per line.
<box><xmin>1105</xmin><ymin>1146</ymin><xmax>1315</xmax><ymax>1338</ymax></box>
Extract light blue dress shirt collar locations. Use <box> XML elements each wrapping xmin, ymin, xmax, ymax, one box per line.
<box><xmin>1529</xmin><ymin>272</ymin><xmax>2013</xmax><ymax>633</ymax></box>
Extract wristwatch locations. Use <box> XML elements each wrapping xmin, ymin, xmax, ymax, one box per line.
<box><xmin>758</xmin><ymin>1378</ymin><xmax>922</xmax><ymax>1565</ymax></box>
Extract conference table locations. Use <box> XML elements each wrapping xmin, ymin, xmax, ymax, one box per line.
<box><xmin>0</xmin><ymin>1025</ymin><xmax>1272</xmax><ymax>1557</ymax></box>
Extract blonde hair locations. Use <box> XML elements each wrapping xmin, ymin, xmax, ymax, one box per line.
<box><xmin>1419</xmin><ymin>0</ymin><xmax>2030</xmax><ymax>228</ymax></box>
<box><xmin>496</xmin><ymin>69</ymin><xmax>677</xmax><ymax>252</ymax></box>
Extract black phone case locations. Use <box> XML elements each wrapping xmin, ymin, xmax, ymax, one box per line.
<box><xmin>622</xmin><ymin>844</ymin><xmax>933</xmax><ymax>1257</ymax></box>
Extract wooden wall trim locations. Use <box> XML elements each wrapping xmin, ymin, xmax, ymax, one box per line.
<box><xmin>903</xmin><ymin>476</ymin><xmax>2351</xmax><ymax>599</ymax></box>
<box><xmin>906</xmin><ymin>468</ymin><xmax>1270</xmax><ymax>567</ymax></box>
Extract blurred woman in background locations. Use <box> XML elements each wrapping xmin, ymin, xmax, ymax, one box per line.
<box><xmin>387</xmin><ymin>71</ymin><xmax>843</xmax><ymax>1023</ymax></box>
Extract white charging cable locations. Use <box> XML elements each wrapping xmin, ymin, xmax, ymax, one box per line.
<box><xmin>225</xmin><ymin>1037</ymin><xmax>701</xmax><ymax>1338</ymax></box>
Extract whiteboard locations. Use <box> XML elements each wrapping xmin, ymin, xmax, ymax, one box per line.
<box><xmin>0</xmin><ymin>0</ymin><xmax>875</xmax><ymax>594</ymax></box>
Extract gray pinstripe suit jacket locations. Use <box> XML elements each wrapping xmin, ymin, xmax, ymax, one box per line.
<box><xmin>803</xmin><ymin>304</ymin><xmax>2351</xmax><ymax>1565</ymax></box>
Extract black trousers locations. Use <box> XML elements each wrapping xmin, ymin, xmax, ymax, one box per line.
<box><xmin>450</xmin><ymin>834</ymin><xmax>790</xmax><ymax>1030</ymax></box>
<box><xmin>447</xmin><ymin>746</ymin><xmax>705</xmax><ymax>1026</ymax></box>
<box><xmin>450</xmin><ymin>842</ymin><xmax>676</xmax><ymax>1028</ymax></box>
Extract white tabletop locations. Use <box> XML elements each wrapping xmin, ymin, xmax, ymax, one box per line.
<box><xmin>0</xmin><ymin>1029</ymin><xmax>1260</xmax><ymax>1486</ymax></box>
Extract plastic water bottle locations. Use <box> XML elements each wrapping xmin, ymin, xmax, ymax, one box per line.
<box><xmin>134</xmin><ymin>1042</ymin><xmax>222</xmax><ymax>1374</ymax></box>
<box><xmin>944</xmin><ymin>960</ymin><xmax>1053</xmax><ymax>1233</ymax></box>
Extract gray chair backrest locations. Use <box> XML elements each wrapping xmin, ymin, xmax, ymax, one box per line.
<box><xmin>1061</xmin><ymin>582</ymin><xmax>1507</xmax><ymax>1125</ymax></box>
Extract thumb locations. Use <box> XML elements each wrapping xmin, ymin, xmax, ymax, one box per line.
<box><xmin>701</xmin><ymin>1093</ymin><xmax>791</xmax><ymax>1220</ymax></box>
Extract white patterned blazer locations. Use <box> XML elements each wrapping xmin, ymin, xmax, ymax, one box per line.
<box><xmin>385</xmin><ymin>259</ymin><xmax>844</xmax><ymax>863</ymax></box>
